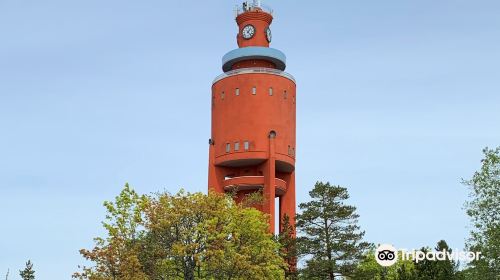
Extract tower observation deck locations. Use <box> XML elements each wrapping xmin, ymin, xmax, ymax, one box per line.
<box><xmin>208</xmin><ymin>1</ymin><xmax>296</xmax><ymax>234</ymax></box>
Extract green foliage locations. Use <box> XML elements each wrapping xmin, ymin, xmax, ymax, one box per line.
<box><xmin>352</xmin><ymin>240</ymin><xmax>460</xmax><ymax>280</ymax></box>
<box><xmin>74</xmin><ymin>183</ymin><xmax>148</xmax><ymax>280</ymax></box>
<box><xmin>75</xmin><ymin>185</ymin><xmax>285</xmax><ymax>280</ymax></box>
<box><xmin>19</xmin><ymin>261</ymin><xmax>35</xmax><ymax>280</ymax></box>
<box><xmin>141</xmin><ymin>190</ymin><xmax>285</xmax><ymax>280</ymax></box>
<box><xmin>463</xmin><ymin>147</ymin><xmax>500</xmax><ymax>279</ymax></box>
<box><xmin>240</xmin><ymin>189</ymin><xmax>265</xmax><ymax>208</ymax></box>
<box><xmin>412</xmin><ymin>241</ymin><xmax>460</xmax><ymax>280</ymax></box>
<box><xmin>433</xmin><ymin>240</ymin><xmax>458</xmax><ymax>279</ymax></box>
<box><xmin>277</xmin><ymin>214</ymin><xmax>298</xmax><ymax>280</ymax></box>
<box><xmin>351</xmin><ymin>246</ymin><xmax>415</xmax><ymax>280</ymax></box>
<box><xmin>296</xmin><ymin>182</ymin><xmax>370</xmax><ymax>279</ymax></box>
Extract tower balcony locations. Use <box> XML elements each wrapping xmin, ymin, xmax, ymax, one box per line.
<box><xmin>215</xmin><ymin>153</ymin><xmax>295</xmax><ymax>173</ymax></box>
<box><xmin>213</xmin><ymin>67</ymin><xmax>295</xmax><ymax>85</ymax></box>
<box><xmin>223</xmin><ymin>176</ymin><xmax>287</xmax><ymax>196</ymax></box>
<box><xmin>221</xmin><ymin>47</ymin><xmax>288</xmax><ymax>72</ymax></box>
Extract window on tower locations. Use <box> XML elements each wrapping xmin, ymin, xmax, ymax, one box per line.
<box><xmin>252</xmin><ymin>87</ymin><xmax>257</xmax><ymax>95</ymax></box>
<box><xmin>234</xmin><ymin>142</ymin><xmax>240</xmax><ymax>151</ymax></box>
<box><xmin>226</xmin><ymin>143</ymin><xmax>231</xmax><ymax>153</ymax></box>
<box><xmin>284</xmin><ymin>90</ymin><xmax>288</xmax><ymax>99</ymax></box>
<box><xmin>244</xmin><ymin>141</ymin><xmax>250</xmax><ymax>151</ymax></box>
<box><xmin>221</xmin><ymin>91</ymin><xmax>225</xmax><ymax>100</ymax></box>
<box><xmin>269</xmin><ymin>87</ymin><xmax>273</xmax><ymax>96</ymax></box>
<box><xmin>235</xmin><ymin>88</ymin><xmax>240</xmax><ymax>96</ymax></box>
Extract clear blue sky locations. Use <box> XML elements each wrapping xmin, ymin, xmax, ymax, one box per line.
<box><xmin>1</xmin><ymin>0</ymin><xmax>499</xmax><ymax>278</ymax></box>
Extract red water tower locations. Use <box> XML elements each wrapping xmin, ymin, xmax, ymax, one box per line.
<box><xmin>208</xmin><ymin>1</ymin><xmax>296</xmax><ymax>234</ymax></box>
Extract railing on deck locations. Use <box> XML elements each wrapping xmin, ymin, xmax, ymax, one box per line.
<box><xmin>213</xmin><ymin>67</ymin><xmax>295</xmax><ymax>84</ymax></box>
<box><xmin>234</xmin><ymin>1</ymin><xmax>274</xmax><ymax>17</ymax></box>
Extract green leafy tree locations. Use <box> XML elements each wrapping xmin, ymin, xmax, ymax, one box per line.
<box><xmin>351</xmin><ymin>247</ymin><xmax>415</xmax><ymax>280</ymax></box>
<box><xmin>455</xmin><ymin>267</ymin><xmax>474</xmax><ymax>280</ymax></box>
<box><xmin>396</xmin><ymin>262</ymin><xmax>416</xmax><ymax>280</ymax></box>
<box><xmin>296</xmin><ymin>182</ymin><xmax>370</xmax><ymax>279</ymax></box>
<box><xmin>75</xmin><ymin>185</ymin><xmax>285</xmax><ymax>280</ymax></box>
<box><xmin>73</xmin><ymin>183</ymin><xmax>148</xmax><ymax>280</ymax></box>
<box><xmin>353</xmin><ymin>240</ymin><xmax>460</xmax><ymax>280</ymax></box>
<box><xmin>463</xmin><ymin>147</ymin><xmax>500</xmax><ymax>279</ymax></box>
<box><xmin>19</xmin><ymin>261</ymin><xmax>35</xmax><ymax>280</ymax></box>
<box><xmin>141</xmin><ymin>190</ymin><xmax>285</xmax><ymax>280</ymax></box>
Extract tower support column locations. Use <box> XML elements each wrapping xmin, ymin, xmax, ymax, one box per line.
<box><xmin>280</xmin><ymin>171</ymin><xmax>296</xmax><ymax>231</ymax></box>
<box><xmin>208</xmin><ymin>143</ymin><xmax>223</xmax><ymax>193</ymax></box>
<box><xmin>264</xmin><ymin>133</ymin><xmax>276</xmax><ymax>233</ymax></box>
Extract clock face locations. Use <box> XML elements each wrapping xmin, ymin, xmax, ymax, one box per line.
<box><xmin>242</xmin><ymin>25</ymin><xmax>256</xmax><ymax>39</ymax></box>
<box><xmin>266</xmin><ymin>27</ymin><xmax>272</xmax><ymax>42</ymax></box>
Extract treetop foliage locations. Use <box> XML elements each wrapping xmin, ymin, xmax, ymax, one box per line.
<box><xmin>19</xmin><ymin>261</ymin><xmax>35</xmax><ymax>280</ymax></box>
<box><xmin>463</xmin><ymin>147</ymin><xmax>500</xmax><ymax>279</ymax></box>
<box><xmin>74</xmin><ymin>185</ymin><xmax>285</xmax><ymax>280</ymax></box>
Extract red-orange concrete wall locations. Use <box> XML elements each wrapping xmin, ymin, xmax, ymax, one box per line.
<box><xmin>211</xmin><ymin>73</ymin><xmax>296</xmax><ymax>168</ymax></box>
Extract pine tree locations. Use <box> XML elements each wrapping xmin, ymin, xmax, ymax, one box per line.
<box><xmin>413</xmin><ymin>247</ymin><xmax>435</xmax><ymax>280</ymax></box>
<box><xmin>19</xmin><ymin>260</ymin><xmax>35</xmax><ymax>280</ymax></box>
<box><xmin>296</xmin><ymin>182</ymin><xmax>370</xmax><ymax>280</ymax></box>
<box><xmin>413</xmin><ymin>240</ymin><xmax>459</xmax><ymax>280</ymax></box>
<box><xmin>434</xmin><ymin>240</ymin><xmax>459</xmax><ymax>280</ymax></box>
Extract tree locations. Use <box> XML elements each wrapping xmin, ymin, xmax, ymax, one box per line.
<box><xmin>351</xmin><ymin>247</ymin><xmax>415</xmax><ymax>280</ymax></box>
<box><xmin>353</xmin><ymin>240</ymin><xmax>461</xmax><ymax>280</ymax></box>
<box><xmin>140</xmin><ymin>190</ymin><xmax>285</xmax><ymax>280</ymax></box>
<box><xmin>19</xmin><ymin>261</ymin><xmax>35</xmax><ymax>280</ymax></box>
<box><xmin>433</xmin><ymin>240</ymin><xmax>459</xmax><ymax>280</ymax></box>
<box><xmin>277</xmin><ymin>214</ymin><xmax>298</xmax><ymax>280</ymax></box>
<box><xmin>411</xmin><ymin>247</ymin><xmax>434</xmax><ymax>280</ymax></box>
<box><xmin>463</xmin><ymin>147</ymin><xmax>500</xmax><ymax>279</ymax></box>
<box><xmin>75</xmin><ymin>185</ymin><xmax>286</xmax><ymax>280</ymax></box>
<box><xmin>413</xmin><ymin>241</ymin><xmax>459</xmax><ymax>280</ymax></box>
<box><xmin>73</xmin><ymin>183</ymin><xmax>148</xmax><ymax>280</ymax></box>
<box><xmin>296</xmin><ymin>182</ymin><xmax>370</xmax><ymax>279</ymax></box>
<box><xmin>396</xmin><ymin>262</ymin><xmax>415</xmax><ymax>280</ymax></box>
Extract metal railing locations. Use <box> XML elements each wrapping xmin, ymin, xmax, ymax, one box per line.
<box><xmin>213</xmin><ymin>68</ymin><xmax>296</xmax><ymax>84</ymax></box>
<box><xmin>234</xmin><ymin>1</ymin><xmax>274</xmax><ymax>17</ymax></box>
